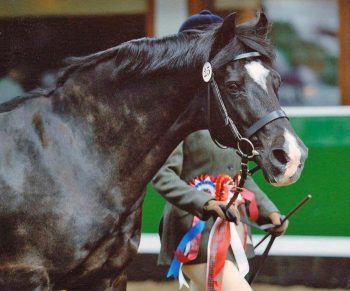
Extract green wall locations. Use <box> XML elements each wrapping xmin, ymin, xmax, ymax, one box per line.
<box><xmin>142</xmin><ymin>116</ymin><xmax>350</xmax><ymax>237</ymax></box>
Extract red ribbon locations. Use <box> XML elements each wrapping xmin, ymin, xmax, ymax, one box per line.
<box><xmin>206</xmin><ymin>175</ymin><xmax>235</xmax><ymax>291</ymax></box>
<box><xmin>207</xmin><ymin>220</ymin><xmax>231</xmax><ymax>291</ymax></box>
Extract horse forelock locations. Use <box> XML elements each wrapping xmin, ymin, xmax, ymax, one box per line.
<box><xmin>211</xmin><ymin>21</ymin><xmax>275</xmax><ymax>71</ymax></box>
<box><xmin>236</xmin><ymin>23</ymin><xmax>275</xmax><ymax>60</ymax></box>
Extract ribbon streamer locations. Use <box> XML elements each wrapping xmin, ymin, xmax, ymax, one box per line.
<box><xmin>167</xmin><ymin>220</ymin><xmax>206</xmax><ymax>279</ymax></box>
<box><xmin>167</xmin><ymin>175</ymin><xmax>254</xmax><ymax>290</ymax></box>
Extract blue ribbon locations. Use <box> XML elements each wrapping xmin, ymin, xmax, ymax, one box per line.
<box><xmin>167</xmin><ymin>220</ymin><xmax>206</xmax><ymax>278</ymax></box>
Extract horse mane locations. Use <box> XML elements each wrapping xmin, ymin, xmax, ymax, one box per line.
<box><xmin>56</xmin><ymin>17</ymin><xmax>274</xmax><ymax>86</ymax></box>
<box><xmin>56</xmin><ymin>30</ymin><xmax>212</xmax><ymax>86</ymax></box>
<box><xmin>0</xmin><ymin>16</ymin><xmax>274</xmax><ymax>113</ymax></box>
<box><xmin>0</xmin><ymin>89</ymin><xmax>50</xmax><ymax>113</ymax></box>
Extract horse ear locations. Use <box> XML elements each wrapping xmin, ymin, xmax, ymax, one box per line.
<box><xmin>253</xmin><ymin>11</ymin><xmax>269</xmax><ymax>37</ymax></box>
<box><xmin>209</xmin><ymin>12</ymin><xmax>236</xmax><ymax>60</ymax></box>
<box><xmin>219</xmin><ymin>12</ymin><xmax>237</xmax><ymax>40</ymax></box>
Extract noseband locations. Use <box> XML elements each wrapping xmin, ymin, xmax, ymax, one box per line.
<box><xmin>203</xmin><ymin>51</ymin><xmax>288</xmax><ymax>159</ymax></box>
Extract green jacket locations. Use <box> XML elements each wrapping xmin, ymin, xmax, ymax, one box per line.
<box><xmin>152</xmin><ymin>130</ymin><xmax>279</xmax><ymax>265</ymax></box>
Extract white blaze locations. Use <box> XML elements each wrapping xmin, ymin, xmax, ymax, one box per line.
<box><xmin>275</xmin><ymin>130</ymin><xmax>302</xmax><ymax>186</ymax></box>
<box><xmin>245</xmin><ymin>61</ymin><xmax>269</xmax><ymax>93</ymax></box>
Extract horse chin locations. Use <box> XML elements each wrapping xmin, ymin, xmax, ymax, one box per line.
<box><xmin>263</xmin><ymin>165</ymin><xmax>303</xmax><ymax>187</ymax></box>
<box><xmin>270</xmin><ymin>172</ymin><xmax>301</xmax><ymax>187</ymax></box>
<box><xmin>255</xmin><ymin>156</ymin><xmax>303</xmax><ymax>187</ymax></box>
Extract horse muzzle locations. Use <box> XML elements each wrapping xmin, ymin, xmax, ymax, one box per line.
<box><xmin>257</xmin><ymin>133</ymin><xmax>308</xmax><ymax>186</ymax></box>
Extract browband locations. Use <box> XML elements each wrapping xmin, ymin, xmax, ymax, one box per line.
<box><xmin>233</xmin><ymin>52</ymin><xmax>261</xmax><ymax>61</ymax></box>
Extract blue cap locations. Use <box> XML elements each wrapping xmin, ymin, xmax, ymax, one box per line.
<box><xmin>179</xmin><ymin>10</ymin><xmax>223</xmax><ymax>32</ymax></box>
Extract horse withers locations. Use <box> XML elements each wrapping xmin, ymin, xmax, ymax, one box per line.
<box><xmin>0</xmin><ymin>12</ymin><xmax>307</xmax><ymax>290</ymax></box>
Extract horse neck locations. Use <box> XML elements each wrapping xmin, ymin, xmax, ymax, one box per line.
<box><xmin>53</xmin><ymin>53</ymin><xmax>208</xmax><ymax>193</ymax></box>
<box><xmin>117</xmin><ymin>71</ymin><xmax>207</xmax><ymax>192</ymax></box>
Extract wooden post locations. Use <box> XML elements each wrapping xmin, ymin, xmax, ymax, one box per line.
<box><xmin>236</xmin><ymin>8</ymin><xmax>257</xmax><ymax>24</ymax></box>
<box><xmin>188</xmin><ymin>0</ymin><xmax>211</xmax><ymax>15</ymax></box>
<box><xmin>339</xmin><ymin>0</ymin><xmax>350</xmax><ymax>105</ymax></box>
<box><xmin>145</xmin><ymin>0</ymin><xmax>155</xmax><ymax>36</ymax></box>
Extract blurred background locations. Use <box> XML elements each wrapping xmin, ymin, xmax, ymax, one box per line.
<box><xmin>0</xmin><ymin>0</ymin><xmax>349</xmax><ymax>290</ymax></box>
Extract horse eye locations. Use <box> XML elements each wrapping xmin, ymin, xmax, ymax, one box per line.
<box><xmin>226</xmin><ymin>81</ymin><xmax>240</xmax><ymax>92</ymax></box>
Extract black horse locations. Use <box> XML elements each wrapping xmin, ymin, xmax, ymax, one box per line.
<box><xmin>0</xmin><ymin>12</ymin><xmax>307</xmax><ymax>290</ymax></box>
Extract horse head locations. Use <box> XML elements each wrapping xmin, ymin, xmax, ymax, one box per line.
<box><xmin>204</xmin><ymin>12</ymin><xmax>308</xmax><ymax>186</ymax></box>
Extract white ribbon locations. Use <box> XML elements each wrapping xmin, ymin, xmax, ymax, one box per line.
<box><xmin>227</xmin><ymin>190</ymin><xmax>249</xmax><ymax>276</ymax></box>
<box><xmin>178</xmin><ymin>242</ymin><xmax>191</xmax><ymax>289</ymax></box>
<box><xmin>229</xmin><ymin>222</ymin><xmax>250</xmax><ymax>277</ymax></box>
<box><xmin>179</xmin><ymin>262</ymin><xmax>190</xmax><ymax>289</ymax></box>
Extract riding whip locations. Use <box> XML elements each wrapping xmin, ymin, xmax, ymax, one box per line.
<box><xmin>248</xmin><ymin>194</ymin><xmax>312</xmax><ymax>284</ymax></box>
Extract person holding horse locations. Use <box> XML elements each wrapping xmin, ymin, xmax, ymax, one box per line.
<box><xmin>152</xmin><ymin>11</ymin><xmax>288</xmax><ymax>291</ymax></box>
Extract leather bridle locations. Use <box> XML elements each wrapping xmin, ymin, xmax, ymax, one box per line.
<box><xmin>203</xmin><ymin>51</ymin><xmax>289</xmax><ymax>209</ymax></box>
<box><xmin>203</xmin><ymin>52</ymin><xmax>292</xmax><ymax>284</ymax></box>
<box><xmin>203</xmin><ymin>51</ymin><xmax>288</xmax><ymax>160</ymax></box>
<box><xmin>202</xmin><ymin>52</ymin><xmax>311</xmax><ymax>285</ymax></box>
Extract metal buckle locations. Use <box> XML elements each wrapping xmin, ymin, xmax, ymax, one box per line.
<box><xmin>237</xmin><ymin>138</ymin><xmax>259</xmax><ymax>159</ymax></box>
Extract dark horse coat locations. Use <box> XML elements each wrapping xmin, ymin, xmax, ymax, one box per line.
<box><xmin>0</xmin><ymin>12</ymin><xmax>307</xmax><ymax>290</ymax></box>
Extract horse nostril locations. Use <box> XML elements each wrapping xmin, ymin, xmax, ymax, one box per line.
<box><xmin>272</xmin><ymin>149</ymin><xmax>289</xmax><ymax>165</ymax></box>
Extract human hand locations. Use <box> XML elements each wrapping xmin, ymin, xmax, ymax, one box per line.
<box><xmin>203</xmin><ymin>200</ymin><xmax>240</xmax><ymax>224</ymax></box>
<box><xmin>268</xmin><ymin>212</ymin><xmax>288</xmax><ymax>236</ymax></box>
